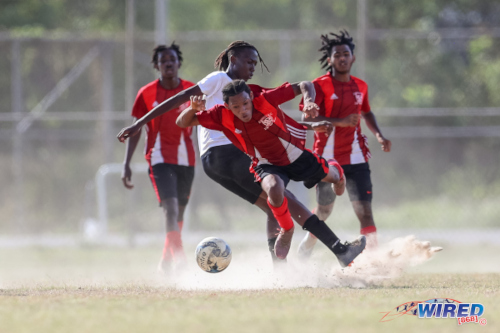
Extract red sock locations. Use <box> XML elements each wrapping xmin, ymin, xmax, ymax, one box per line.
<box><xmin>360</xmin><ymin>226</ymin><xmax>377</xmax><ymax>235</ymax></box>
<box><xmin>361</xmin><ymin>226</ymin><xmax>378</xmax><ymax>249</ymax></box>
<box><xmin>166</xmin><ymin>231</ymin><xmax>186</xmax><ymax>262</ymax></box>
<box><xmin>162</xmin><ymin>235</ymin><xmax>173</xmax><ymax>262</ymax></box>
<box><xmin>177</xmin><ymin>221</ymin><xmax>184</xmax><ymax>233</ymax></box>
<box><xmin>267</xmin><ymin>197</ymin><xmax>294</xmax><ymax>231</ymax></box>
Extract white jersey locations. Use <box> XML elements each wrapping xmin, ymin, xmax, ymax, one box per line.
<box><xmin>197</xmin><ymin>71</ymin><xmax>233</xmax><ymax>156</ymax></box>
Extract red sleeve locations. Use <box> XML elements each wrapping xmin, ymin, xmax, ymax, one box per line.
<box><xmin>196</xmin><ymin>105</ymin><xmax>225</xmax><ymax>131</ymax></box>
<box><xmin>361</xmin><ymin>87</ymin><xmax>371</xmax><ymax>113</ymax></box>
<box><xmin>261</xmin><ymin>82</ymin><xmax>296</xmax><ymax>107</ymax></box>
<box><xmin>131</xmin><ymin>90</ymin><xmax>148</xmax><ymax>119</ymax></box>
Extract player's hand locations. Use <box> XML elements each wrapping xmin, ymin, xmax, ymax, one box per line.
<box><xmin>302</xmin><ymin>99</ymin><xmax>319</xmax><ymax>119</ymax></box>
<box><xmin>377</xmin><ymin>134</ymin><xmax>392</xmax><ymax>152</ymax></box>
<box><xmin>340</xmin><ymin>114</ymin><xmax>360</xmax><ymax>127</ymax></box>
<box><xmin>121</xmin><ymin>164</ymin><xmax>134</xmax><ymax>189</ymax></box>
<box><xmin>311</xmin><ymin>121</ymin><xmax>333</xmax><ymax>137</ymax></box>
<box><xmin>117</xmin><ymin>123</ymin><xmax>141</xmax><ymax>143</ymax></box>
<box><xmin>190</xmin><ymin>95</ymin><xmax>206</xmax><ymax>111</ymax></box>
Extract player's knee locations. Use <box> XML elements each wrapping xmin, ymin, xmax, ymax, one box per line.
<box><xmin>161</xmin><ymin>198</ymin><xmax>179</xmax><ymax>218</ymax></box>
<box><xmin>263</xmin><ymin>175</ymin><xmax>285</xmax><ymax>203</ymax></box>
<box><xmin>317</xmin><ymin>204</ymin><xmax>333</xmax><ymax>217</ymax></box>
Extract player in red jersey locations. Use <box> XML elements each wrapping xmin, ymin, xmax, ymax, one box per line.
<box><xmin>118</xmin><ymin>41</ymin><xmax>335</xmax><ymax>264</ymax></box>
<box><xmin>122</xmin><ymin>43</ymin><xmax>196</xmax><ymax>273</ymax></box>
<box><xmin>298</xmin><ymin>31</ymin><xmax>392</xmax><ymax>256</ymax></box>
<box><xmin>176</xmin><ymin>80</ymin><xmax>366</xmax><ymax>267</ymax></box>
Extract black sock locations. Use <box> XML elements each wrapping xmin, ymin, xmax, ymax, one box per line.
<box><xmin>302</xmin><ymin>215</ymin><xmax>346</xmax><ymax>254</ymax></box>
<box><xmin>268</xmin><ymin>237</ymin><xmax>279</xmax><ymax>261</ymax></box>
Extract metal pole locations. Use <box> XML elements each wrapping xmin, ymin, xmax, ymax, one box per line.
<box><xmin>101</xmin><ymin>43</ymin><xmax>114</xmax><ymax>163</ymax></box>
<box><xmin>357</xmin><ymin>0</ymin><xmax>367</xmax><ymax>79</ymax></box>
<box><xmin>125</xmin><ymin>0</ymin><xmax>135</xmax><ymax>114</ymax></box>
<box><xmin>155</xmin><ymin>0</ymin><xmax>167</xmax><ymax>45</ymax></box>
<box><xmin>11</xmin><ymin>40</ymin><xmax>25</xmax><ymax>229</ymax></box>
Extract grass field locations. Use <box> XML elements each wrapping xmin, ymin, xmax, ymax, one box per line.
<box><xmin>1</xmin><ymin>239</ymin><xmax>499</xmax><ymax>333</ymax></box>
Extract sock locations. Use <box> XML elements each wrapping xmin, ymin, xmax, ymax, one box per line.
<box><xmin>161</xmin><ymin>235</ymin><xmax>173</xmax><ymax>262</ymax></box>
<box><xmin>177</xmin><ymin>221</ymin><xmax>184</xmax><ymax>233</ymax></box>
<box><xmin>302</xmin><ymin>215</ymin><xmax>346</xmax><ymax>254</ymax></box>
<box><xmin>166</xmin><ymin>231</ymin><xmax>186</xmax><ymax>262</ymax></box>
<box><xmin>268</xmin><ymin>237</ymin><xmax>278</xmax><ymax>261</ymax></box>
<box><xmin>360</xmin><ymin>226</ymin><xmax>377</xmax><ymax>235</ymax></box>
<box><xmin>267</xmin><ymin>197</ymin><xmax>294</xmax><ymax>231</ymax></box>
<box><xmin>361</xmin><ymin>225</ymin><xmax>378</xmax><ymax>248</ymax></box>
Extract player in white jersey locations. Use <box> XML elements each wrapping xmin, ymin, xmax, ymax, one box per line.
<box><xmin>117</xmin><ymin>41</ymin><xmax>327</xmax><ymax>262</ymax></box>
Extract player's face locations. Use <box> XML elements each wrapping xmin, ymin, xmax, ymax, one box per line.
<box><xmin>155</xmin><ymin>49</ymin><xmax>180</xmax><ymax>79</ymax></box>
<box><xmin>328</xmin><ymin>44</ymin><xmax>355</xmax><ymax>75</ymax></box>
<box><xmin>231</xmin><ymin>49</ymin><xmax>258</xmax><ymax>82</ymax></box>
<box><xmin>225</xmin><ymin>91</ymin><xmax>254</xmax><ymax>123</ymax></box>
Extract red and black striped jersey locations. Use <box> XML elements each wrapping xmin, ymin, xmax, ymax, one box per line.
<box><xmin>132</xmin><ymin>79</ymin><xmax>196</xmax><ymax>166</ymax></box>
<box><xmin>197</xmin><ymin>83</ymin><xmax>307</xmax><ymax>167</ymax></box>
<box><xmin>302</xmin><ymin>74</ymin><xmax>371</xmax><ymax>165</ymax></box>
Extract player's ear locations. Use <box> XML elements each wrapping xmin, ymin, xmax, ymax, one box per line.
<box><xmin>229</xmin><ymin>54</ymin><xmax>236</xmax><ymax>65</ymax></box>
<box><xmin>352</xmin><ymin>54</ymin><xmax>356</xmax><ymax>64</ymax></box>
<box><xmin>224</xmin><ymin>102</ymin><xmax>229</xmax><ymax>109</ymax></box>
<box><xmin>250</xmin><ymin>91</ymin><xmax>254</xmax><ymax>100</ymax></box>
<box><xmin>153</xmin><ymin>62</ymin><xmax>159</xmax><ymax>71</ymax></box>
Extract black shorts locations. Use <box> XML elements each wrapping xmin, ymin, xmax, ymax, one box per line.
<box><xmin>253</xmin><ymin>150</ymin><xmax>329</xmax><ymax>189</ymax></box>
<box><xmin>201</xmin><ymin>144</ymin><xmax>263</xmax><ymax>204</ymax></box>
<box><xmin>316</xmin><ymin>162</ymin><xmax>372</xmax><ymax>205</ymax></box>
<box><xmin>149</xmin><ymin>163</ymin><xmax>195</xmax><ymax>206</ymax></box>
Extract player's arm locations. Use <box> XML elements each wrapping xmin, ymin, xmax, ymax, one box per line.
<box><xmin>362</xmin><ymin>111</ymin><xmax>392</xmax><ymax>152</ymax></box>
<box><xmin>117</xmin><ymin>85</ymin><xmax>203</xmax><ymax>142</ymax></box>
<box><xmin>176</xmin><ymin>95</ymin><xmax>205</xmax><ymax>128</ymax></box>
<box><xmin>302</xmin><ymin>113</ymin><xmax>360</xmax><ymax>127</ymax></box>
<box><xmin>121</xmin><ymin>120</ymin><xmax>141</xmax><ymax>189</ymax></box>
<box><xmin>298</xmin><ymin>120</ymin><xmax>333</xmax><ymax>137</ymax></box>
<box><xmin>290</xmin><ymin>81</ymin><xmax>319</xmax><ymax>119</ymax></box>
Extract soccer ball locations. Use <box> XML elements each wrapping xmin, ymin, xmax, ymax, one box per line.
<box><xmin>195</xmin><ymin>237</ymin><xmax>232</xmax><ymax>273</ymax></box>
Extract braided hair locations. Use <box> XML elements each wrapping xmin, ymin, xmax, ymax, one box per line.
<box><xmin>318</xmin><ymin>30</ymin><xmax>355</xmax><ymax>73</ymax></box>
<box><xmin>214</xmin><ymin>40</ymin><xmax>269</xmax><ymax>72</ymax></box>
<box><xmin>151</xmin><ymin>42</ymin><xmax>183</xmax><ymax>67</ymax></box>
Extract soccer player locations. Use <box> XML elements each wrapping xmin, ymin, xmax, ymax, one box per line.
<box><xmin>176</xmin><ymin>80</ymin><xmax>367</xmax><ymax>267</ymax></box>
<box><xmin>121</xmin><ymin>43</ymin><xmax>195</xmax><ymax>273</ymax></box>
<box><xmin>117</xmin><ymin>41</ymin><xmax>319</xmax><ymax>263</ymax></box>
<box><xmin>297</xmin><ymin>30</ymin><xmax>392</xmax><ymax>256</ymax></box>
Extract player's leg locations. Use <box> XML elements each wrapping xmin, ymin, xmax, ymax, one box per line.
<box><xmin>150</xmin><ymin>163</ymin><xmax>183</xmax><ymax>273</ymax></box>
<box><xmin>260</xmin><ymin>172</ymin><xmax>294</xmax><ymax>259</ymax></box>
<box><xmin>297</xmin><ymin>181</ymin><xmax>336</xmax><ymax>258</ymax></box>
<box><xmin>345</xmin><ymin>163</ymin><xmax>377</xmax><ymax>249</ymax></box>
<box><xmin>285</xmin><ymin>151</ymin><xmax>366</xmax><ymax>266</ymax></box>
<box><xmin>201</xmin><ymin>145</ymin><xmax>282</xmax><ymax>262</ymax></box>
<box><xmin>320</xmin><ymin>159</ymin><xmax>346</xmax><ymax>196</ymax></box>
<box><xmin>175</xmin><ymin>165</ymin><xmax>195</xmax><ymax>234</ymax></box>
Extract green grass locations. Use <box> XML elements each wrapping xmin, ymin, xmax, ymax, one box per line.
<box><xmin>0</xmin><ymin>246</ymin><xmax>499</xmax><ymax>332</ymax></box>
<box><xmin>0</xmin><ymin>275</ymin><xmax>498</xmax><ymax>333</ymax></box>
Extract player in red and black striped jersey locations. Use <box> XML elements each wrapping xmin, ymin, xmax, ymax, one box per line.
<box><xmin>298</xmin><ymin>30</ymin><xmax>392</xmax><ymax>255</ymax></box>
<box><xmin>121</xmin><ymin>43</ymin><xmax>195</xmax><ymax>274</ymax></box>
<box><xmin>177</xmin><ymin>80</ymin><xmax>367</xmax><ymax>268</ymax></box>
<box><xmin>118</xmin><ymin>41</ymin><xmax>343</xmax><ymax>264</ymax></box>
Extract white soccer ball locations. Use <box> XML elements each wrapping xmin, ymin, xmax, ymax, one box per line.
<box><xmin>195</xmin><ymin>237</ymin><xmax>232</xmax><ymax>273</ymax></box>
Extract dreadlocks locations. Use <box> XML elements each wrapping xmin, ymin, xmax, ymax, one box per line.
<box><xmin>152</xmin><ymin>42</ymin><xmax>183</xmax><ymax>67</ymax></box>
<box><xmin>214</xmin><ymin>40</ymin><xmax>269</xmax><ymax>73</ymax></box>
<box><xmin>318</xmin><ymin>30</ymin><xmax>355</xmax><ymax>73</ymax></box>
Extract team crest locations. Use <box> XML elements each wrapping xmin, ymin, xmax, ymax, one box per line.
<box><xmin>258</xmin><ymin>113</ymin><xmax>276</xmax><ymax>130</ymax></box>
<box><xmin>353</xmin><ymin>92</ymin><xmax>363</xmax><ymax>105</ymax></box>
